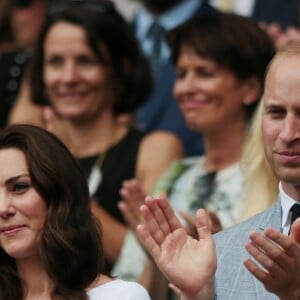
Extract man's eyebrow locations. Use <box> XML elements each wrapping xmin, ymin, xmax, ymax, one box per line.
<box><xmin>264</xmin><ymin>100</ymin><xmax>284</xmax><ymax>108</ymax></box>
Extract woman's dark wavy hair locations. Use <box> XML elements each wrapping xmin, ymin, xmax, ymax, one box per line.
<box><xmin>168</xmin><ymin>12</ymin><xmax>276</xmax><ymax>122</ymax></box>
<box><xmin>30</xmin><ymin>0</ymin><xmax>152</xmax><ymax>115</ymax></box>
<box><xmin>0</xmin><ymin>124</ymin><xmax>104</xmax><ymax>300</ymax></box>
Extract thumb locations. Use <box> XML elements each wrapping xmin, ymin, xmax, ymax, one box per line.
<box><xmin>195</xmin><ymin>209</ymin><xmax>213</xmax><ymax>241</ymax></box>
<box><xmin>290</xmin><ymin>218</ymin><xmax>300</xmax><ymax>243</ymax></box>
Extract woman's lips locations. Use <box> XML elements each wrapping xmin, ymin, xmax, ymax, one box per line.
<box><xmin>179</xmin><ymin>99</ymin><xmax>208</xmax><ymax>109</ymax></box>
<box><xmin>0</xmin><ymin>225</ymin><xmax>26</xmax><ymax>236</ymax></box>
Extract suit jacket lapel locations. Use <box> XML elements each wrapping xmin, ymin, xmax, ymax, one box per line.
<box><xmin>254</xmin><ymin>198</ymin><xmax>282</xmax><ymax>233</ymax></box>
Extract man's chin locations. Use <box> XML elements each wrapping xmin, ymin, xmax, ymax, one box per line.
<box><xmin>278</xmin><ymin>173</ymin><xmax>300</xmax><ymax>186</ymax></box>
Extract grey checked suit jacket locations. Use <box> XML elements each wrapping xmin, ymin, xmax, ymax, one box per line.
<box><xmin>214</xmin><ymin>199</ymin><xmax>282</xmax><ymax>299</ymax></box>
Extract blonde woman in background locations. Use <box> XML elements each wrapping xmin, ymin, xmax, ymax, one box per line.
<box><xmin>240</xmin><ymin>99</ymin><xmax>278</xmax><ymax>221</ymax></box>
<box><xmin>113</xmin><ymin>14</ymin><xmax>275</xmax><ymax>298</ymax></box>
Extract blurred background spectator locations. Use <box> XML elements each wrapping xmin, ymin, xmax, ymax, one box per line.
<box><xmin>239</xmin><ymin>100</ymin><xmax>279</xmax><ymax>221</ymax></box>
<box><xmin>0</xmin><ymin>0</ymin><xmax>15</xmax><ymax>52</ymax></box>
<box><xmin>209</xmin><ymin>0</ymin><xmax>300</xmax><ymax>49</ymax></box>
<box><xmin>24</xmin><ymin>0</ymin><xmax>183</xmax><ymax>272</ymax></box>
<box><xmin>113</xmin><ymin>14</ymin><xmax>275</xmax><ymax>297</ymax></box>
<box><xmin>130</xmin><ymin>0</ymin><xmax>217</xmax><ymax>156</ymax></box>
<box><xmin>0</xmin><ymin>0</ymin><xmax>53</xmax><ymax>128</ymax></box>
<box><xmin>110</xmin><ymin>0</ymin><xmax>140</xmax><ymax>20</ymax></box>
<box><xmin>209</xmin><ymin>0</ymin><xmax>299</xmax><ymax>28</ymax></box>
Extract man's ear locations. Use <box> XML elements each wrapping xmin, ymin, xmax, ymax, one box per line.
<box><xmin>242</xmin><ymin>76</ymin><xmax>261</xmax><ymax>105</ymax></box>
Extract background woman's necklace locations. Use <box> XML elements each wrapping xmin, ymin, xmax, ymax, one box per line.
<box><xmin>88</xmin><ymin>126</ymin><xmax>121</xmax><ymax>196</ymax></box>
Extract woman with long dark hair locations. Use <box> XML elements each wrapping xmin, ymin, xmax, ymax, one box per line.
<box><xmin>0</xmin><ymin>124</ymin><xmax>150</xmax><ymax>300</ymax></box>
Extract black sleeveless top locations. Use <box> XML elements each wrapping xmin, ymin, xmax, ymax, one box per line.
<box><xmin>0</xmin><ymin>49</ymin><xmax>32</xmax><ymax>128</ymax></box>
<box><xmin>78</xmin><ymin>127</ymin><xmax>144</xmax><ymax>224</ymax></box>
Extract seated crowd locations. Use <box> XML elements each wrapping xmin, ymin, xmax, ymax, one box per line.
<box><xmin>0</xmin><ymin>0</ymin><xmax>299</xmax><ymax>299</ymax></box>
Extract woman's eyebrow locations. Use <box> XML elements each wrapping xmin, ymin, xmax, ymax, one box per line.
<box><xmin>5</xmin><ymin>173</ymin><xmax>30</xmax><ymax>185</ymax></box>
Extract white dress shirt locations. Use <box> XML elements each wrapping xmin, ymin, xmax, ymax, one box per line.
<box><xmin>279</xmin><ymin>181</ymin><xmax>300</xmax><ymax>234</ymax></box>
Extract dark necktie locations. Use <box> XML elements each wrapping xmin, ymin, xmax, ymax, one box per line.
<box><xmin>291</xmin><ymin>203</ymin><xmax>300</xmax><ymax>224</ymax></box>
<box><xmin>289</xmin><ymin>203</ymin><xmax>300</xmax><ymax>234</ymax></box>
<box><xmin>148</xmin><ymin>21</ymin><xmax>165</xmax><ymax>73</ymax></box>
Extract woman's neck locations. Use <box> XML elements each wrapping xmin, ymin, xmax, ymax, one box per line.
<box><xmin>60</xmin><ymin>113</ymin><xmax>128</xmax><ymax>158</ymax></box>
<box><xmin>87</xmin><ymin>274</ymin><xmax>112</xmax><ymax>291</ymax></box>
<box><xmin>17</xmin><ymin>256</ymin><xmax>53</xmax><ymax>300</ymax></box>
<box><xmin>203</xmin><ymin>121</ymin><xmax>246</xmax><ymax>172</ymax></box>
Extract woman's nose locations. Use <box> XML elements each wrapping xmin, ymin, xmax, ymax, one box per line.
<box><xmin>0</xmin><ymin>194</ymin><xmax>15</xmax><ymax>219</ymax></box>
<box><xmin>181</xmin><ymin>73</ymin><xmax>198</xmax><ymax>92</ymax></box>
<box><xmin>61</xmin><ymin>63</ymin><xmax>80</xmax><ymax>83</ymax></box>
<box><xmin>175</xmin><ymin>73</ymin><xmax>198</xmax><ymax>97</ymax></box>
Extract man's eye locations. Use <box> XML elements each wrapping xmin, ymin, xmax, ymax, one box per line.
<box><xmin>270</xmin><ymin>110</ymin><xmax>285</xmax><ymax>118</ymax></box>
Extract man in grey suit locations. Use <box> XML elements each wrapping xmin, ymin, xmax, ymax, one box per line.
<box><xmin>137</xmin><ymin>40</ymin><xmax>300</xmax><ymax>300</ymax></box>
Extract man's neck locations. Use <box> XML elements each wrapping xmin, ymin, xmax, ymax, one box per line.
<box><xmin>281</xmin><ymin>181</ymin><xmax>300</xmax><ymax>202</ymax></box>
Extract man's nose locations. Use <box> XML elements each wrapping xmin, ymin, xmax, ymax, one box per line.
<box><xmin>279</xmin><ymin>114</ymin><xmax>300</xmax><ymax>144</ymax></box>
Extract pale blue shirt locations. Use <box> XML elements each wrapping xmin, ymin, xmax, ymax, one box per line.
<box><xmin>135</xmin><ymin>0</ymin><xmax>203</xmax><ymax>64</ymax></box>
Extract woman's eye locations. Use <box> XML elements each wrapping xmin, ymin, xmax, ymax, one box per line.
<box><xmin>196</xmin><ymin>69</ymin><xmax>215</xmax><ymax>77</ymax></box>
<box><xmin>175</xmin><ymin>69</ymin><xmax>186</xmax><ymax>79</ymax></box>
<box><xmin>12</xmin><ymin>182</ymin><xmax>30</xmax><ymax>193</ymax></box>
<box><xmin>46</xmin><ymin>56</ymin><xmax>61</xmax><ymax>64</ymax></box>
<box><xmin>78</xmin><ymin>56</ymin><xmax>99</xmax><ymax>66</ymax></box>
